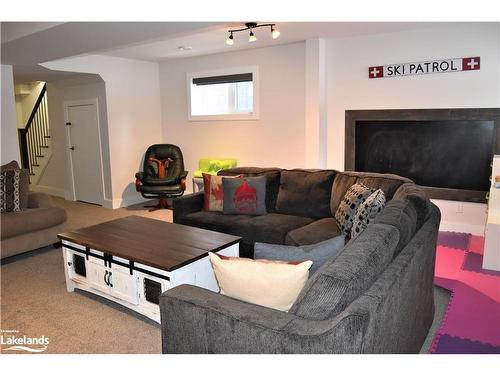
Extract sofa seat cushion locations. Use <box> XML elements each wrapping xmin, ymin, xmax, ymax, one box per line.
<box><xmin>180</xmin><ymin>211</ymin><xmax>254</xmax><ymax>235</ymax></box>
<box><xmin>182</xmin><ymin>212</ymin><xmax>314</xmax><ymax>247</ymax></box>
<box><xmin>285</xmin><ymin>218</ymin><xmax>342</xmax><ymax>246</ymax></box>
<box><xmin>276</xmin><ymin>170</ymin><xmax>336</xmax><ymax>219</ymax></box>
<box><xmin>255</xmin><ymin>235</ymin><xmax>345</xmax><ymax>274</ymax></box>
<box><xmin>1</xmin><ymin>206</ymin><xmax>67</xmax><ymax>239</ymax></box>
<box><xmin>241</xmin><ymin>213</ymin><xmax>315</xmax><ymax>245</ymax></box>
<box><xmin>289</xmin><ymin>223</ymin><xmax>400</xmax><ymax>320</ymax></box>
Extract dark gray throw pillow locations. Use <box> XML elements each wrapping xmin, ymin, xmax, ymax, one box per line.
<box><xmin>254</xmin><ymin>235</ymin><xmax>345</xmax><ymax>274</ymax></box>
<box><xmin>222</xmin><ymin>176</ymin><xmax>267</xmax><ymax>215</ymax></box>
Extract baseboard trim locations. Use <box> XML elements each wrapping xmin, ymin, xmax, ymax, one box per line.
<box><xmin>31</xmin><ymin>184</ymin><xmax>67</xmax><ymax>198</ymax></box>
<box><xmin>438</xmin><ymin>221</ymin><xmax>485</xmax><ymax>236</ymax></box>
<box><xmin>103</xmin><ymin>195</ymin><xmax>153</xmax><ymax>209</ymax></box>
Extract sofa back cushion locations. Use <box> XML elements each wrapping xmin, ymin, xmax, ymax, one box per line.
<box><xmin>218</xmin><ymin>167</ymin><xmax>281</xmax><ymax>212</ymax></box>
<box><xmin>275</xmin><ymin>170</ymin><xmax>336</xmax><ymax>219</ymax></box>
<box><xmin>392</xmin><ymin>182</ymin><xmax>430</xmax><ymax>229</ymax></box>
<box><xmin>289</xmin><ymin>223</ymin><xmax>399</xmax><ymax>320</ymax></box>
<box><xmin>330</xmin><ymin>171</ymin><xmax>411</xmax><ymax>216</ymax></box>
<box><xmin>372</xmin><ymin>199</ymin><xmax>418</xmax><ymax>257</ymax></box>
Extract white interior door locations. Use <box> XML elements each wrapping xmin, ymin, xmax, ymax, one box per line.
<box><xmin>66</xmin><ymin>101</ymin><xmax>104</xmax><ymax>205</ymax></box>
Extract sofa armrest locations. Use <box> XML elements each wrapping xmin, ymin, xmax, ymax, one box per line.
<box><xmin>172</xmin><ymin>192</ymin><xmax>204</xmax><ymax>223</ymax></box>
<box><xmin>27</xmin><ymin>192</ymin><xmax>55</xmax><ymax>209</ymax></box>
<box><xmin>159</xmin><ymin>284</ymin><xmax>367</xmax><ymax>353</ymax></box>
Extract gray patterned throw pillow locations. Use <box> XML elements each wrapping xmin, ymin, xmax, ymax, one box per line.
<box><xmin>334</xmin><ymin>182</ymin><xmax>374</xmax><ymax>236</ymax></box>
<box><xmin>351</xmin><ymin>189</ymin><xmax>386</xmax><ymax>239</ymax></box>
<box><xmin>1</xmin><ymin>169</ymin><xmax>22</xmax><ymax>212</ymax></box>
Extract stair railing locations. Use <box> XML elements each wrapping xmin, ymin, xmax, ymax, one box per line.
<box><xmin>18</xmin><ymin>83</ymin><xmax>50</xmax><ymax>176</ymax></box>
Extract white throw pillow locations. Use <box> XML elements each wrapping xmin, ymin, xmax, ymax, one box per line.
<box><xmin>208</xmin><ymin>252</ymin><xmax>312</xmax><ymax>312</ymax></box>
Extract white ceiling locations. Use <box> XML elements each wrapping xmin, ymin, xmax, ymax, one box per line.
<box><xmin>100</xmin><ymin>22</ymin><xmax>441</xmax><ymax>61</ymax></box>
<box><xmin>1</xmin><ymin>21</ymin><xmax>459</xmax><ymax>82</ymax></box>
<box><xmin>0</xmin><ymin>22</ymin><xmax>63</xmax><ymax>43</ymax></box>
<box><xmin>1</xmin><ymin>22</ymin><xmax>222</xmax><ymax>65</ymax></box>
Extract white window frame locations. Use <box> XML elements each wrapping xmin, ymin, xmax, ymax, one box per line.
<box><xmin>187</xmin><ymin>66</ymin><xmax>260</xmax><ymax>121</ymax></box>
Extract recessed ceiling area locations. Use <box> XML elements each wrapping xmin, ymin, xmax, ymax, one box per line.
<box><xmin>1</xmin><ymin>22</ymin><xmax>223</xmax><ymax>65</ymax></box>
<box><xmin>98</xmin><ymin>22</ymin><xmax>444</xmax><ymax>62</ymax></box>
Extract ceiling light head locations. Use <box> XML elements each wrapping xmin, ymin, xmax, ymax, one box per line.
<box><xmin>177</xmin><ymin>45</ymin><xmax>192</xmax><ymax>51</ymax></box>
<box><xmin>225</xmin><ymin>22</ymin><xmax>279</xmax><ymax>45</ymax></box>
<box><xmin>271</xmin><ymin>25</ymin><xmax>280</xmax><ymax>39</ymax></box>
<box><xmin>248</xmin><ymin>30</ymin><xmax>257</xmax><ymax>43</ymax></box>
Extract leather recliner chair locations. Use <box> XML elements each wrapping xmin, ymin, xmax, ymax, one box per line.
<box><xmin>135</xmin><ymin>144</ymin><xmax>188</xmax><ymax>211</ymax></box>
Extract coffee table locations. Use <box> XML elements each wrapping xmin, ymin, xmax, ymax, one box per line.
<box><xmin>58</xmin><ymin>216</ymin><xmax>240</xmax><ymax>323</ymax></box>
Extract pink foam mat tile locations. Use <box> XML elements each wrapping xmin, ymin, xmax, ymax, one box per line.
<box><xmin>468</xmin><ymin>235</ymin><xmax>485</xmax><ymax>255</ymax></box>
<box><xmin>435</xmin><ymin>246</ymin><xmax>467</xmax><ymax>281</ymax></box>
<box><xmin>459</xmin><ymin>270</ymin><xmax>500</xmax><ymax>302</ymax></box>
<box><xmin>438</xmin><ymin>282</ymin><xmax>500</xmax><ymax>346</ymax></box>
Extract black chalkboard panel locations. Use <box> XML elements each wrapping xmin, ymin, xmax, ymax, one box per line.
<box><xmin>355</xmin><ymin>120</ymin><xmax>494</xmax><ymax>191</ymax></box>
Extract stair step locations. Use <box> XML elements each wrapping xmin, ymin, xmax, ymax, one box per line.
<box><xmin>35</xmin><ymin>155</ymin><xmax>44</xmax><ymax>158</ymax></box>
<box><xmin>32</xmin><ymin>164</ymin><xmax>40</xmax><ymax>167</ymax></box>
<box><xmin>44</xmin><ymin>135</ymin><xmax>51</xmax><ymax>138</ymax></box>
<box><xmin>41</xmin><ymin>146</ymin><xmax>49</xmax><ymax>148</ymax></box>
<box><xmin>29</xmin><ymin>173</ymin><xmax>35</xmax><ymax>176</ymax></box>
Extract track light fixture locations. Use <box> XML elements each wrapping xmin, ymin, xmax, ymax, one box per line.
<box><xmin>225</xmin><ymin>22</ymin><xmax>280</xmax><ymax>45</ymax></box>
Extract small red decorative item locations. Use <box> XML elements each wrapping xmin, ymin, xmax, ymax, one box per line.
<box><xmin>233</xmin><ymin>180</ymin><xmax>258</xmax><ymax>213</ymax></box>
<box><xmin>149</xmin><ymin>157</ymin><xmax>173</xmax><ymax>178</ymax></box>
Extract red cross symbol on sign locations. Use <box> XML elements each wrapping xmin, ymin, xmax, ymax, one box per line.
<box><xmin>368</xmin><ymin>66</ymin><xmax>384</xmax><ymax>79</ymax></box>
<box><xmin>462</xmin><ymin>57</ymin><xmax>480</xmax><ymax>71</ymax></box>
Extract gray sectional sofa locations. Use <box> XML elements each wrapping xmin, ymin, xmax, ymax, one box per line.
<box><xmin>160</xmin><ymin>167</ymin><xmax>440</xmax><ymax>353</ymax></box>
<box><xmin>1</xmin><ymin>161</ymin><xmax>67</xmax><ymax>259</ymax></box>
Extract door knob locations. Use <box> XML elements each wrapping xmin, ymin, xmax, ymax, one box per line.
<box><xmin>69</xmin><ymin>146</ymin><xmax>75</xmax><ymax>150</ymax></box>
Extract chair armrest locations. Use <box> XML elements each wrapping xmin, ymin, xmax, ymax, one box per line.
<box><xmin>172</xmin><ymin>192</ymin><xmax>204</xmax><ymax>223</ymax></box>
<box><xmin>27</xmin><ymin>192</ymin><xmax>54</xmax><ymax>209</ymax></box>
<box><xmin>135</xmin><ymin>171</ymin><xmax>144</xmax><ymax>180</ymax></box>
<box><xmin>179</xmin><ymin>171</ymin><xmax>188</xmax><ymax>179</ymax></box>
<box><xmin>159</xmin><ymin>284</ymin><xmax>367</xmax><ymax>353</ymax></box>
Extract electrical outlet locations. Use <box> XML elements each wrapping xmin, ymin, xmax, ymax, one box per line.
<box><xmin>456</xmin><ymin>203</ymin><xmax>464</xmax><ymax>213</ymax></box>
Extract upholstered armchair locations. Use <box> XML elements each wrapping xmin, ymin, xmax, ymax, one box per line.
<box><xmin>135</xmin><ymin>144</ymin><xmax>188</xmax><ymax>211</ymax></box>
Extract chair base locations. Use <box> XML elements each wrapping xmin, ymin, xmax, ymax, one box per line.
<box><xmin>145</xmin><ymin>197</ymin><xmax>172</xmax><ymax>211</ymax></box>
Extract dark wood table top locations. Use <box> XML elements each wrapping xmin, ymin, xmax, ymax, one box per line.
<box><xmin>58</xmin><ymin>215</ymin><xmax>241</xmax><ymax>272</ymax></box>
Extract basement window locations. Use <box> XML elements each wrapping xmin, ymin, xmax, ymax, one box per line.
<box><xmin>187</xmin><ymin>67</ymin><xmax>259</xmax><ymax>121</ymax></box>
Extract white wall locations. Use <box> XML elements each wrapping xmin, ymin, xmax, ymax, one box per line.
<box><xmin>159</xmin><ymin>42</ymin><xmax>306</xmax><ymax>188</ymax></box>
<box><xmin>1</xmin><ymin>65</ymin><xmax>20</xmax><ymax>164</ymax></box>
<box><xmin>14</xmin><ymin>81</ymin><xmax>44</xmax><ymax>128</ymax></box>
<box><xmin>42</xmin><ymin>55</ymin><xmax>162</xmax><ymax>208</ymax></box>
<box><xmin>32</xmin><ymin>77</ymin><xmax>111</xmax><ymax>200</ymax></box>
<box><xmin>325</xmin><ymin>23</ymin><xmax>500</xmax><ymax>235</ymax></box>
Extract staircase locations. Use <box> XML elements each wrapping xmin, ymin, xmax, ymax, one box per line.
<box><xmin>18</xmin><ymin>83</ymin><xmax>52</xmax><ymax>185</ymax></box>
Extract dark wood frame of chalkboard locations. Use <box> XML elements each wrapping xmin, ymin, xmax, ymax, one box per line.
<box><xmin>345</xmin><ymin>108</ymin><xmax>500</xmax><ymax>203</ymax></box>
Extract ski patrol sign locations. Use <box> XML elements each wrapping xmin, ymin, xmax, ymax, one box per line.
<box><xmin>368</xmin><ymin>57</ymin><xmax>480</xmax><ymax>79</ymax></box>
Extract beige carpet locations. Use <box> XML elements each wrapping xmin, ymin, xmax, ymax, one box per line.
<box><xmin>1</xmin><ymin>196</ymin><xmax>449</xmax><ymax>354</ymax></box>
<box><xmin>1</xmin><ymin>197</ymin><xmax>171</xmax><ymax>354</ymax></box>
